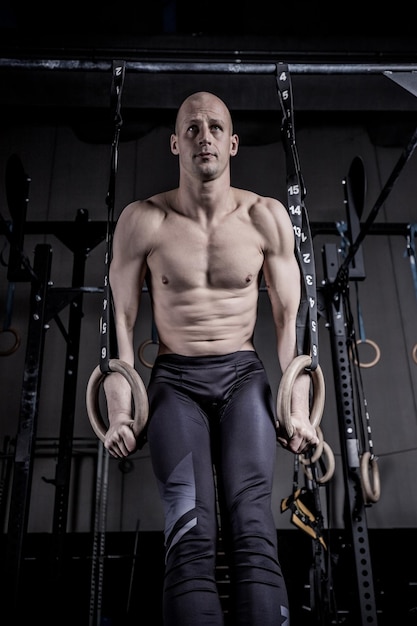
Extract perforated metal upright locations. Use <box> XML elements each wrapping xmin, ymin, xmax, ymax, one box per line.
<box><xmin>322</xmin><ymin>242</ymin><xmax>379</xmax><ymax>626</ymax></box>
<box><xmin>1</xmin><ymin>210</ymin><xmax>107</xmax><ymax>624</ymax></box>
<box><xmin>3</xmin><ymin>243</ymin><xmax>52</xmax><ymax>623</ymax></box>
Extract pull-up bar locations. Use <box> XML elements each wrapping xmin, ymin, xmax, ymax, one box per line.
<box><xmin>1</xmin><ymin>58</ymin><xmax>417</xmax><ymax>74</ymax></box>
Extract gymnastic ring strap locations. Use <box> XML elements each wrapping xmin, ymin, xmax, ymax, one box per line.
<box><xmin>0</xmin><ymin>326</ymin><xmax>21</xmax><ymax>356</ymax></box>
<box><xmin>303</xmin><ymin>440</ymin><xmax>335</xmax><ymax>484</ymax></box>
<box><xmin>360</xmin><ymin>451</ymin><xmax>381</xmax><ymax>503</ymax></box>
<box><xmin>351</xmin><ymin>338</ymin><xmax>381</xmax><ymax>368</ymax></box>
<box><xmin>86</xmin><ymin>359</ymin><xmax>149</xmax><ymax>444</ymax></box>
<box><xmin>276</xmin><ymin>354</ymin><xmax>325</xmax><ymax>439</ymax></box>
<box><xmin>138</xmin><ymin>339</ymin><xmax>159</xmax><ymax>369</ymax></box>
<box><xmin>99</xmin><ymin>60</ymin><xmax>126</xmax><ymax>374</ymax></box>
<box><xmin>275</xmin><ymin>63</ymin><xmax>319</xmax><ymax>371</ymax></box>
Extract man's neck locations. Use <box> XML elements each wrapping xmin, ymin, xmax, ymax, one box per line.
<box><xmin>177</xmin><ymin>174</ymin><xmax>234</xmax><ymax>219</ymax></box>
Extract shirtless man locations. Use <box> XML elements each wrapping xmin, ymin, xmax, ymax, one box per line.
<box><xmin>103</xmin><ymin>91</ymin><xmax>319</xmax><ymax>626</ymax></box>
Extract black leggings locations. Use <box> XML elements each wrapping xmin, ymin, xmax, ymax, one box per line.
<box><xmin>147</xmin><ymin>351</ymin><xmax>289</xmax><ymax>626</ymax></box>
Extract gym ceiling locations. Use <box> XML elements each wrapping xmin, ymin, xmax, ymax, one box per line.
<box><xmin>1</xmin><ymin>2</ymin><xmax>417</xmax><ymax>146</ymax></box>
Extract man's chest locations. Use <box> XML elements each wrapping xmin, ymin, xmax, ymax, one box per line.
<box><xmin>148</xmin><ymin>219</ymin><xmax>263</xmax><ymax>290</ymax></box>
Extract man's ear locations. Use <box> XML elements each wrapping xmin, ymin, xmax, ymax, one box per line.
<box><xmin>230</xmin><ymin>133</ymin><xmax>239</xmax><ymax>157</ymax></box>
<box><xmin>170</xmin><ymin>133</ymin><xmax>179</xmax><ymax>155</ymax></box>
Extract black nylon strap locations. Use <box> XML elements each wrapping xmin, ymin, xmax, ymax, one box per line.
<box><xmin>275</xmin><ymin>63</ymin><xmax>319</xmax><ymax>371</ymax></box>
<box><xmin>99</xmin><ymin>61</ymin><xmax>126</xmax><ymax>374</ymax></box>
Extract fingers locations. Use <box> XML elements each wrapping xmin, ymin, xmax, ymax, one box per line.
<box><xmin>104</xmin><ymin>422</ymin><xmax>137</xmax><ymax>458</ymax></box>
<box><xmin>277</xmin><ymin>424</ymin><xmax>319</xmax><ymax>455</ymax></box>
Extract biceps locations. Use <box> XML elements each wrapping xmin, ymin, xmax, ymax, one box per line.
<box><xmin>110</xmin><ymin>258</ymin><xmax>145</xmax><ymax>327</ymax></box>
<box><xmin>264</xmin><ymin>254</ymin><xmax>301</xmax><ymax>320</ymax></box>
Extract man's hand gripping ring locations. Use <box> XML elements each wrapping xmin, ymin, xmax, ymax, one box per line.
<box><xmin>86</xmin><ymin>359</ymin><xmax>149</xmax><ymax>443</ymax></box>
<box><xmin>276</xmin><ymin>354</ymin><xmax>325</xmax><ymax>439</ymax></box>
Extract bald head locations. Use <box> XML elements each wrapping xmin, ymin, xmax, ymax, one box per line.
<box><xmin>175</xmin><ymin>91</ymin><xmax>234</xmax><ymax>135</ymax></box>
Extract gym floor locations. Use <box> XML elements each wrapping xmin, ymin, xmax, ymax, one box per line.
<box><xmin>4</xmin><ymin>528</ymin><xmax>416</xmax><ymax>626</ymax></box>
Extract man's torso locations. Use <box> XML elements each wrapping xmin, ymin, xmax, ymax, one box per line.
<box><xmin>143</xmin><ymin>189</ymin><xmax>268</xmax><ymax>356</ymax></box>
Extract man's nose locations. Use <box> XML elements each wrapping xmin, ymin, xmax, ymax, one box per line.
<box><xmin>199</xmin><ymin>125</ymin><xmax>211</xmax><ymax>143</ymax></box>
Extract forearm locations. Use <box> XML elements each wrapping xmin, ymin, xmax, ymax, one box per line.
<box><xmin>103</xmin><ymin>372</ymin><xmax>133</xmax><ymax>425</ymax></box>
<box><xmin>102</xmin><ymin>327</ymin><xmax>139</xmax><ymax>457</ymax></box>
<box><xmin>103</xmin><ymin>319</ymin><xmax>136</xmax><ymax>425</ymax></box>
<box><xmin>276</xmin><ymin>318</ymin><xmax>310</xmax><ymax>417</ymax></box>
<box><xmin>276</xmin><ymin>323</ymin><xmax>319</xmax><ymax>453</ymax></box>
<box><xmin>100</xmin><ymin>311</ymin><xmax>143</xmax><ymax>458</ymax></box>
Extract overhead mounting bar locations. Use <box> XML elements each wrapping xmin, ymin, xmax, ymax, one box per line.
<box><xmin>1</xmin><ymin>58</ymin><xmax>417</xmax><ymax>74</ymax></box>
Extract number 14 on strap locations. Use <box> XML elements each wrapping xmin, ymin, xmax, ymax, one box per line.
<box><xmin>274</xmin><ymin>63</ymin><xmax>325</xmax><ymax>436</ymax></box>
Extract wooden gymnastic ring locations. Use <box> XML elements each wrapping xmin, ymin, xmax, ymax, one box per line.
<box><xmin>299</xmin><ymin>426</ymin><xmax>324</xmax><ymax>465</ymax></box>
<box><xmin>303</xmin><ymin>440</ymin><xmax>335</xmax><ymax>484</ymax></box>
<box><xmin>86</xmin><ymin>359</ymin><xmax>149</xmax><ymax>444</ymax></box>
<box><xmin>412</xmin><ymin>343</ymin><xmax>417</xmax><ymax>365</ymax></box>
<box><xmin>351</xmin><ymin>339</ymin><xmax>381</xmax><ymax>369</ymax></box>
<box><xmin>360</xmin><ymin>451</ymin><xmax>381</xmax><ymax>503</ymax></box>
<box><xmin>0</xmin><ymin>327</ymin><xmax>21</xmax><ymax>356</ymax></box>
<box><xmin>276</xmin><ymin>354</ymin><xmax>325</xmax><ymax>439</ymax></box>
<box><xmin>138</xmin><ymin>339</ymin><xmax>159</xmax><ymax>369</ymax></box>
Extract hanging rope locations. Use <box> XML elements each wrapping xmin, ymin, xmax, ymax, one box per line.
<box><xmin>86</xmin><ymin>61</ymin><xmax>149</xmax><ymax>443</ymax></box>
<box><xmin>274</xmin><ymin>62</ymin><xmax>325</xmax><ymax>437</ymax></box>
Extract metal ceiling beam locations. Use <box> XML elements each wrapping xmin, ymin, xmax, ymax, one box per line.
<box><xmin>1</xmin><ymin>57</ymin><xmax>417</xmax><ymax>74</ymax></box>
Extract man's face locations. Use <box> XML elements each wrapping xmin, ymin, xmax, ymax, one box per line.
<box><xmin>170</xmin><ymin>93</ymin><xmax>238</xmax><ymax>181</ymax></box>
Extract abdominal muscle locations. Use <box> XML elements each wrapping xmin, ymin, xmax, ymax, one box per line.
<box><xmin>152</xmin><ymin>283</ymin><xmax>259</xmax><ymax>357</ymax></box>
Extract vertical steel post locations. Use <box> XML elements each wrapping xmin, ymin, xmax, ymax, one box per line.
<box><xmin>50</xmin><ymin>209</ymin><xmax>90</xmax><ymax>606</ymax></box>
<box><xmin>322</xmin><ymin>242</ymin><xmax>379</xmax><ymax>625</ymax></box>
<box><xmin>3</xmin><ymin>243</ymin><xmax>52</xmax><ymax>621</ymax></box>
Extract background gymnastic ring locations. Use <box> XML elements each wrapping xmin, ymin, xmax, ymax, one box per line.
<box><xmin>299</xmin><ymin>426</ymin><xmax>324</xmax><ymax>465</ymax></box>
<box><xmin>351</xmin><ymin>338</ymin><xmax>381</xmax><ymax>368</ymax></box>
<box><xmin>276</xmin><ymin>354</ymin><xmax>325</xmax><ymax>439</ymax></box>
<box><xmin>86</xmin><ymin>359</ymin><xmax>149</xmax><ymax>444</ymax></box>
<box><xmin>303</xmin><ymin>440</ymin><xmax>335</xmax><ymax>484</ymax></box>
<box><xmin>138</xmin><ymin>339</ymin><xmax>159</xmax><ymax>368</ymax></box>
<box><xmin>0</xmin><ymin>327</ymin><xmax>21</xmax><ymax>356</ymax></box>
<box><xmin>360</xmin><ymin>451</ymin><xmax>381</xmax><ymax>503</ymax></box>
<box><xmin>412</xmin><ymin>343</ymin><xmax>417</xmax><ymax>365</ymax></box>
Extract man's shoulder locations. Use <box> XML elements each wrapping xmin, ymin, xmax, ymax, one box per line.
<box><xmin>116</xmin><ymin>194</ymin><xmax>172</xmax><ymax>239</ymax></box>
<box><xmin>233</xmin><ymin>187</ymin><xmax>287</xmax><ymax>216</ymax></box>
<box><xmin>121</xmin><ymin>191</ymin><xmax>175</xmax><ymax>218</ymax></box>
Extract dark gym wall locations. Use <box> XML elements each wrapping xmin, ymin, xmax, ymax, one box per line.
<box><xmin>1</xmin><ymin>97</ymin><xmax>417</xmax><ymax>535</ymax></box>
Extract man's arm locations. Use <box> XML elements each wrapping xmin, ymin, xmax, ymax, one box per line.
<box><xmin>261</xmin><ymin>198</ymin><xmax>319</xmax><ymax>454</ymax></box>
<box><xmin>103</xmin><ymin>201</ymin><xmax>150</xmax><ymax>458</ymax></box>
